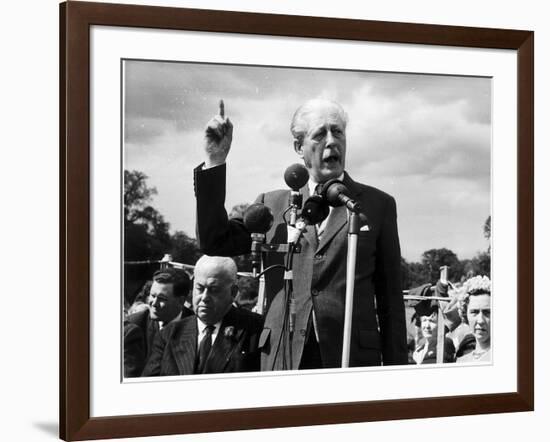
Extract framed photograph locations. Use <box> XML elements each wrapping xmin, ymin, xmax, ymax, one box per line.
<box><xmin>60</xmin><ymin>1</ymin><xmax>533</xmax><ymax>440</ymax></box>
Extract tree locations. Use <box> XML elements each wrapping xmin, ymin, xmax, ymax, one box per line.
<box><xmin>471</xmin><ymin>251</ymin><xmax>491</xmax><ymax>277</ymax></box>
<box><xmin>124</xmin><ymin>170</ymin><xmax>170</xmax><ymax>246</ymax></box>
<box><xmin>124</xmin><ymin>170</ymin><xmax>172</xmax><ymax>303</ymax></box>
<box><xmin>478</xmin><ymin>215</ymin><xmax>491</xmax><ymax>276</ymax></box>
<box><xmin>228</xmin><ymin>203</ymin><xmax>250</xmax><ymax>219</ymax></box>
<box><xmin>421</xmin><ymin>248</ymin><xmax>461</xmax><ymax>283</ymax></box>
<box><xmin>124</xmin><ymin>170</ymin><xmax>171</xmax><ymax>261</ymax></box>
<box><xmin>402</xmin><ymin>259</ymin><xmax>431</xmax><ymax>288</ymax></box>
<box><xmin>125</xmin><ymin>170</ymin><xmax>157</xmax><ymax>222</ymax></box>
<box><xmin>483</xmin><ymin>215</ymin><xmax>491</xmax><ymax>240</ymax></box>
<box><xmin>402</xmin><ymin>215</ymin><xmax>492</xmax><ymax>288</ymax></box>
<box><xmin>169</xmin><ymin>231</ymin><xmax>202</xmax><ymax>265</ymax></box>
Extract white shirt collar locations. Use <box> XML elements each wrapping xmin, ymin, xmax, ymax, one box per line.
<box><xmin>306</xmin><ymin>173</ymin><xmax>345</xmax><ymax>237</ymax></box>
<box><xmin>158</xmin><ymin>311</ymin><xmax>182</xmax><ymax>330</ymax></box>
<box><xmin>307</xmin><ymin>173</ymin><xmax>345</xmax><ymax>197</ymax></box>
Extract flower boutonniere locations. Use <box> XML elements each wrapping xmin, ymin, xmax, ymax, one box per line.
<box><xmin>223</xmin><ymin>326</ymin><xmax>236</xmax><ymax>340</ymax></box>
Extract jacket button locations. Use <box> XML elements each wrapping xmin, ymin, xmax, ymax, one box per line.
<box><xmin>314</xmin><ymin>254</ymin><xmax>324</xmax><ymax>260</ymax></box>
<box><xmin>311</xmin><ymin>289</ymin><xmax>319</xmax><ymax>296</ymax></box>
<box><xmin>300</xmin><ymin>329</ymin><xmax>307</xmax><ymax>336</ymax></box>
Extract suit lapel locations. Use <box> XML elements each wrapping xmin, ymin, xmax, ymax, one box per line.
<box><xmin>203</xmin><ymin>308</ymin><xmax>243</xmax><ymax>373</ymax></box>
<box><xmin>171</xmin><ymin>318</ymin><xmax>197</xmax><ymax>375</ymax></box>
<box><xmin>316</xmin><ymin>205</ymin><xmax>347</xmax><ymax>253</ymax></box>
<box><xmin>302</xmin><ymin>224</ymin><xmax>319</xmax><ymax>250</ymax></box>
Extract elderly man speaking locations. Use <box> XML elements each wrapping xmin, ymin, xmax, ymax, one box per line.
<box><xmin>142</xmin><ymin>256</ymin><xmax>263</xmax><ymax>376</ymax></box>
<box><xmin>193</xmin><ymin>98</ymin><xmax>408</xmax><ymax>370</ymax></box>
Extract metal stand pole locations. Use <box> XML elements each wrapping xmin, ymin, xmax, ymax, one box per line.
<box><xmin>436</xmin><ymin>266</ymin><xmax>449</xmax><ymax>364</ymax></box>
<box><xmin>341</xmin><ymin>210</ymin><xmax>360</xmax><ymax>368</ymax></box>
<box><xmin>256</xmin><ymin>261</ymin><xmax>266</xmax><ymax>315</ymax></box>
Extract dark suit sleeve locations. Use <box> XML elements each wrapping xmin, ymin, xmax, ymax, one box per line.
<box><xmin>374</xmin><ymin>196</ymin><xmax>408</xmax><ymax>365</ymax></box>
<box><xmin>194</xmin><ymin>163</ymin><xmax>252</xmax><ymax>256</ymax></box>
<box><xmin>445</xmin><ymin>337</ymin><xmax>457</xmax><ymax>363</ymax></box>
<box><xmin>123</xmin><ymin>323</ymin><xmax>146</xmax><ymax>378</ymax></box>
<box><xmin>141</xmin><ymin>329</ymin><xmax>168</xmax><ymax>377</ymax></box>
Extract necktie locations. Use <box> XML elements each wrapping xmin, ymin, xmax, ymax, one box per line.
<box><xmin>197</xmin><ymin>325</ymin><xmax>215</xmax><ymax>373</ymax></box>
<box><xmin>314</xmin><ymin>183</ymin><xmax>326</xmax><ymax>238</ymax></box>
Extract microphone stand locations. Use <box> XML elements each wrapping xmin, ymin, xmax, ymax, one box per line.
<box><xmin>341</xmin><ymin>209</ymin><xmax>361</xmax><ymax>368</ymax></box>
<box><xmin>279</xmin><ymin>219</ymin><xmax>299</xmax><ymax>370</ymax></box>
<box><xmin>281</xmin><ymin>194</ymin><xmax>302</xmax><ymax>370</ymax></box>
<box><xmin>282</xmin><ymin>241</ymin><xmax>296</xmax><ymax>370</ymax></box>
<box><xmin>256</xmin><ymin>260</ymin><xmax>266</xmax><ymax>315</ymax></box>
<box><xmin>253</xmin><ymin>236</ymin><xmax>302</xmax><ymax>371</ymax></box>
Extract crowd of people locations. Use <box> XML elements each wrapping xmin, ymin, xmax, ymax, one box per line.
<box><xmin>124</xmin><ymin>97</ymin><xmax>491</xmax><ymax>377</ymax></box>
<box><xmin>407</xmin><ymin>275</ymin><xmax>492</xmax><ymax>365</ymax></box>
<box><xmin>124</xmin><ymin>261</ymin><xmax>491</xmax><ymax>377</ymax></box>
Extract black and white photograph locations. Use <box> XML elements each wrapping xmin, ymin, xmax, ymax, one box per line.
<box><xmin>122</xmin><ymin>60</ymin><xmax>492</xmax><ymax>378</ymax></box>
<box><xmin>3</xmin><ymin>0</ymin><xmax>544</xmax><ymax>440</ymax></box>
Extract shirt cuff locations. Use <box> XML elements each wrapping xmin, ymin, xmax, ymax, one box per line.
<box><xmin>201</xmin><ymin>161</ymin><xmax>225</xmax><ymax>170</ymax></box>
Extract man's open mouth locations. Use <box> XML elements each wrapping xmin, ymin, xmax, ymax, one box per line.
<box><xmin>322</xmin><ymin>150</ymin><xmax>340</xmax><ymax>164</ymax></box>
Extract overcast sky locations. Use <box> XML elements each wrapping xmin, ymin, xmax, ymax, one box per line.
<box><xmin>124</xmin><ymin>59</ymin><xmax>491</xmax><ymax>262</ymax></box>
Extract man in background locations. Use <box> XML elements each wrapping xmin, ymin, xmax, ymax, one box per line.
<box><xmin>142</xmin><ymin>256</ymin><xmax>263</xmax><ymax>376</ymax></box>
<box><xmin>124</xmin><ymin>267</ymin><xmax>193</xmax><ymax>377</ymax></box>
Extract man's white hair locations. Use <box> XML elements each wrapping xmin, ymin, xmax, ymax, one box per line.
<box><xmin>194</xmin><ymin>255</ymin><xmax>238</xmax><ymax>285</ymax></box>
<box><xmin>290</xmin><ymin>98</ymin><xmax>349</xmax><ymax>146</ymax></box>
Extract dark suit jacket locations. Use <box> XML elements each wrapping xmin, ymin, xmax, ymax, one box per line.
<box><xmin>410</xmin><ymin>337</ymin><xmax>456</xmax><ymax>364</ymax></box>
<box><xmin>194</xmin><ymin>164</ymin><xmax>408</xmax><ymax>370</ymax></box>
<box><xmin>123</xmin><ymin>307</ymin><xmax>194</xmax><ymax>377</ymax></box>
<box><xmin>142</xmin><ymin>306</ymin><xmax>263</xmax><ymax>376</ymax></box>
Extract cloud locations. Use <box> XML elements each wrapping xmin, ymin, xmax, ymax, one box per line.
<box><xmin>125</xmin><ymin>117</ymin><xmax>174</xmax><ymax>144</ymax></box>
<box><xmin>364</xmin><ymin>72</ymin><xmax>491</xmax><ymax>124</ymax></box>
<box><xmin>343</xmin><ymin>80</ymin><xmax>491</xmax><ymax>189</ymax></box>
<box><xmin>123</xmin><ymin>60</ymin><xmax>491</xmax><ymax>260</ymax></box>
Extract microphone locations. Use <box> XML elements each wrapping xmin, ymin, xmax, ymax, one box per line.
<box><xmin>299</xmin><ymin>195</ymin><xmax>330</xmax><ymax>226</ymax></box>
<box><xmin>320</xmin><ymin>179</ymin><xmax>362</xmax><ymax>213</ymax></box>
<box><xmin>284</xmin><ymin>163</ymin><xmax>309</xmax><ymax>190</ymax></box>
<box><xmin>243</xmin><ymin>203</ymin><xmax>274</xmax><ymax>277</ymax></box>
<box><xmin>284</xmin><ymin>164</ymin><xmax>309</xmax><ymax>226</ymax></box>
<box><xmin>288</xmin><ymin>195</ymin><xmax>330</xmax><ymax>243</ymax></box>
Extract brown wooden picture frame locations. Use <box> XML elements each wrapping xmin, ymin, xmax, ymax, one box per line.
<box><xmin>60</xmin><ymin>1</ymin><xmax>534</xmax><ymax>440</ymax></box>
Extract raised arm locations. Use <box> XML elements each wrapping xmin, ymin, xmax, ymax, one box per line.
<box><xmin>194</xmin><ymin>101</ymin><xmax>251</xmax><ymax>256</ymax></box>
<box><xmin>204</xmin><ymin>99</ymin><xmax>233</xmax><ymax>169</ymax></box>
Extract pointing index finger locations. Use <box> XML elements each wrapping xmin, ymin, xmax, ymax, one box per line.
<box><xmin>219</xmin><ymin>99</ymin><xmax>225</xmax><ymax>119</ymax></box>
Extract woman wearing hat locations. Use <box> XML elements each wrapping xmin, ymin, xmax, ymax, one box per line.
<box><xmin>408</xmin><ymin>283</ymin><xmax>456</xmax><ymax>364</ymax></box>
<box><xmin>457</xmin><ymin>275</ymin><xmax>491</xmax><ymax>363</ymax></box>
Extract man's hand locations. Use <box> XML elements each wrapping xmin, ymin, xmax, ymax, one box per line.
<box><xmin>204</xmin><ymin>99</ymin><xmax>233</xmax><ymax>168</ymax></box>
